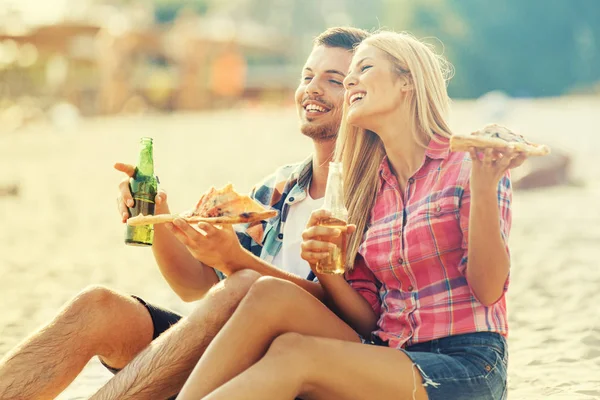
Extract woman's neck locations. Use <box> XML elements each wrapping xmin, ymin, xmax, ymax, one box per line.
<box><xmin>377</xmin><ymin>115</ymin><xmax>428</xmax><ymax>188</ymax></box>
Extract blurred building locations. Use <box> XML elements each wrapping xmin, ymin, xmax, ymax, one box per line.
<box><xmin>0</xmin><ymin>3</ymin><xmax>295</xmax><ymax>117</ymax></box>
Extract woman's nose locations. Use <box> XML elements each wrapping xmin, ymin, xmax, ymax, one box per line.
<box><xmin>343</xmin><ymin>73</ymin><xmax>357</xmax><ymax>89</ymax></box>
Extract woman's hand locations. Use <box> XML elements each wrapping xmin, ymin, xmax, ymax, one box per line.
<box><xmin>300</xmin><ymin>209</ymin><xmax>356</xmax><ymax>274</ymax></box>
<box><xmin>469</xmin><ymin>147</ymin><xmax>525</xmax><ymax>193</ymax></box>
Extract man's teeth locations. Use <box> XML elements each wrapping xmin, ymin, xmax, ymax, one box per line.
<box><xmin>350</xmin><ymin>93</ymin><xmax>365</xmax><ymax>104</ymax></box>
<box><xmin>305</xmin><ymin>104</ymin><xmax>327</xmax><ymax>112</ymax></box>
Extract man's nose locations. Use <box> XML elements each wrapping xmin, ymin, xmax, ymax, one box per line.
<box><xmin>305</xmin><ymin>78</ymin><xmax>324</xmax><ymax>95</ymax></box>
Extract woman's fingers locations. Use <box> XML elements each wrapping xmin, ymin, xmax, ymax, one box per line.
<box><xmin>302</xmin><ymin>225</ymin><xmax>341</xmax><ymax>241</ymax></box>
<box><xmin>306</xmin><ymin>209</ymin><xmax>332</xmax><ymax>228</ymax></box>
<box><xmin>302</xmin><ymin>239</ymin><xmax>336</xmax><ymax>253</ymax></box>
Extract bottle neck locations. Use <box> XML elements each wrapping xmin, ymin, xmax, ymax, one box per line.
<box><xmin>136</xmin><ymin>139</ymin><xmax>154</xmax><ymax>177</ymax></box>
<box><xmin>322</xmin><ymin>163</ymin><xmax>347</xmax><ymax>221</ymax></box>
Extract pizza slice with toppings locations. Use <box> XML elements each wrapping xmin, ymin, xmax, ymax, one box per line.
<box><xmin>450</xmin><ymin>124</ymin><xmax>550</xmax><ymax>156</ymax></box>
<box><xmin>127</xmin><ymin>183</ymin><xmax>277</xmax><ymax>226</ymax></box>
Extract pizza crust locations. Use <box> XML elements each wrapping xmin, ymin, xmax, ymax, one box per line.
<box><xmin>127</xmin><ymin>210</ymin><xmax>278</xmax><ymax>226</ymax></box>
<box><xmin>450</xmin><ymin>135</ymin><xmax>551</xmax><ymax>156</ymax></box>
<box><xmin>449</xmin><ymin>124</ymin><xmax>550</xmax><ymax>156</ymax></box>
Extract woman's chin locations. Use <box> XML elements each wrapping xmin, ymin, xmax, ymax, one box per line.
<box><xmin>347</xmin><ymin>112</ymin><xmax>373</xmax><ymax>132</ymax></box>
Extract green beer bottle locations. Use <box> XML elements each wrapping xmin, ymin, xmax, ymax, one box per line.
<box><xmin>125</xmin><ymin>137</ymin><xmax>158</xmax><ymax>246</ymax></box>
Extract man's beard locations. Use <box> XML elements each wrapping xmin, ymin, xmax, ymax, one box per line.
<box><xmin>300</xmin><ymin>120</ymin><xmax>340</xmax><ymax>142</ymax></box>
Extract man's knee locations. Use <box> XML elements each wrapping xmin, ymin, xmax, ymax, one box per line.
<box><xmin>66</xmin><ymin>285</ymin><xmax>123</xmax><ymax>317</ymax></box>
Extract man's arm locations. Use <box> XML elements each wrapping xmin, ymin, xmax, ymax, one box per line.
<box><xmin>152</xmin><ymin>222</ymin><xmax>220</xmax><ymax>302</ymax></box>
<box><xmin>115</xmin><ymin>163</ymin><xmax>219</xmax><ymax>302</ymax></box>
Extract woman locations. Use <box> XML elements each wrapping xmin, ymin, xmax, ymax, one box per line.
<box><xmin>177</xmin><ymin>31</ymin><xmax>524</xmax><ymax>400</ymax></box>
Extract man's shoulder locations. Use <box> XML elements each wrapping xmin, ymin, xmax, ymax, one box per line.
<box><xmin>252</xmin><ymin>157</ymin><xmax>312</xmax><ymax>206</ymax></box>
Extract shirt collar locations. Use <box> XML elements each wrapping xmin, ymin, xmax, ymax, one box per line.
<box><xmin>425</xmin><ymin>135</ymin><xmax>450</xmax><ymax>160</ymax></box>
<box><xmin>378</xmin><ymin>135</ymin><xmax>450</xmax><ymax>182</ymax></box>
<box><xmin>293</xmin><ymin>155</ymin><xmax>313</xmax><ymax>192</ymax></box>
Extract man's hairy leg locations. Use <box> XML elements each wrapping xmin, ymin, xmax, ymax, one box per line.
<box><xmin>91</xmin><ymin>269</ymin><xmax>262</xmax><ymax>400</ymax></box>
<box><xmin>0</xmin><ymin>286</ymin><xmax>153</xmax><ymax>400</ymax></box>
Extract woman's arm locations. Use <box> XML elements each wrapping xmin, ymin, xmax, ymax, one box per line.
<box><xmin>301</xmin><ymin>210</ymin><xmax>379</xmax><ymax>337</ymax></box>
<box><xmin>464</xmin><ymin>147</ymin><xmax>524</xmax><ymax>306</ymax></box>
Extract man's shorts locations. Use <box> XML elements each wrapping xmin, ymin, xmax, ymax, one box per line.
<box><xmin>100</xmin><ymin>295</ymin><xmax>182</xmax><ymax>374</ymax></box>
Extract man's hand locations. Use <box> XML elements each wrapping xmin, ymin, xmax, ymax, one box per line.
<box><xmin>166</xmin><ymin>219</ymin><xmax>244</xmax><ymax>274</ymax></box>
<box><xmin>114</xmin><ymin>162</ymin><xmax>169</xmax><ymax>223</ymax></box>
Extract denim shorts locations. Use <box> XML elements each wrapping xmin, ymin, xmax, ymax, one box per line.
<box><xmin>364</xmin><ymin>331</ymin><xmax>508</xmax><ymax>400</ymax></box>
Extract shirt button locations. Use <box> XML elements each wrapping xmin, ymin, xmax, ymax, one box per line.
<box><xmin>398</xmin><ymin>258</ymin><xmax>403</xmax><ymax>264</ymax></box>
<box><xmin>408</xmin><ymin>178</ymin><xmax>415</xmax><ymax>184</ymax></box>
<box><xmin>407</xmin><ymin>286</ymin><xmax>414</xmax><ymax>292</ymax></box>
<box><xmin>278</xmin><ymin>233</ymin><xmax>284</xmax><ymax>240</ymax></box>
<box><xmin>436</xmin><ymin>205</ymin><xmax>442</xmax><ymax>212</ymax></box>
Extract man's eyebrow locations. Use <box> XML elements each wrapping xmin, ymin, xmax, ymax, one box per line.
<box><xmin>302</xmin><ymin>67</ymin><xmax>346</xmax><ymax>77</ymax></box>
<box><xmin>325</xmin><ymin>69</ymin><xmax>346</xmax><ymax>77</ymax></box>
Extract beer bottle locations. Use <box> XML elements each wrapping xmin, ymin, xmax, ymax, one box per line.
<box><xmin>315</xmin><ymin>162</ymin><xmax>349</xmax><ymax>274</ymax></box>
<box><xmin>125</xmin><ymin>137</ymin><xmax>158</xmax><ymax>246</ymax></box>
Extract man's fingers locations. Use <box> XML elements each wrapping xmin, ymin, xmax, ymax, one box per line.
<box><xmin>155</xmin><ymin>189</ymin><xmax>168</xmax><ymax>205</ymax></box>
<box><xmin>114</xmin><ymin>162</ymin><xmax>136</xmax><ymax>177</ymax></box>
<box><xmin>173</xmin><ymin>218</ymin><xmax>204</xmax><ymax>240</ymax></box>
<box><xmin>118</xmin><ymin>179</ymin><xmax>134</xmax><ymax>208</ymax></box>
<box><xmin>117</xmin><ymin>197</ymin><xmax>129</xmax><ymax>222</ymax></box>
<box><xmin>196</xmin><ymin>222</ymin><xmax>218</xmax><ymax>235</ymax></box>
<box><xmin>166</xmin><ymin>222</ymin><xmax>193</xmax><ymax>247</ymax></box>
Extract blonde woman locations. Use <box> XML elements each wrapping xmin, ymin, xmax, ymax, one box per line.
<box><xmin>177</xmin><ymin>31</ymin><xmax>523</xmax><ymax>400</ymax></box>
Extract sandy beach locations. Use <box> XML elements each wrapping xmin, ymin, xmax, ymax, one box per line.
<box><xmin>0</xmin><ymin>97</ymin><xmax>599</xmax><ymax>399</ymax></box>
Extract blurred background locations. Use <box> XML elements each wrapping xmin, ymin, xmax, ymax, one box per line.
<box><xmin>0</xmin><ymin>1</ymin><xmax>599</xmax><ymax>399</ymax></box>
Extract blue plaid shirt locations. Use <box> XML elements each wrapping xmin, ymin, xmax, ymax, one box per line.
<box><xmin>215</xmin><ymin>156</ymin><xmax>314</xmax><ymax>280</ymax></box>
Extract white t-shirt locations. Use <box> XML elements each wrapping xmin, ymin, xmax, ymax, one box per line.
<box><xmin>271</xmin><ymin>190</ymin><xmax>324</xmax><ymax>278</ymax></box>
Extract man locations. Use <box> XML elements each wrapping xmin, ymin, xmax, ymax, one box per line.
<box><xmin>0</xmin><ymin>27</ymin><xmax>368</xmax><ymax>399</ymax></box>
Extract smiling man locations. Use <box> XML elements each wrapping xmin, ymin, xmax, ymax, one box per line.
<box><xmin>0</xmin><ymin>27</ymin><xmax>369</xmax><ymax>400</ymax></box>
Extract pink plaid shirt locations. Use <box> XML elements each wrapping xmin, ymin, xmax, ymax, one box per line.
<box><xmin>346</xmin><ymin>136</ymin><xmax>512</xmax><ymax>349</ymax></box>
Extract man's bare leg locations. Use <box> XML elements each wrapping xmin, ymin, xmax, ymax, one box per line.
<box><xmin>90</xmin><ymin>269</ymin><xmax>261</xmax><ymax>400</ymax></box>
<box><xmin>0</xmin><ymin>285</ymin><xmax>154</xmax><ymax>400</ymax></box>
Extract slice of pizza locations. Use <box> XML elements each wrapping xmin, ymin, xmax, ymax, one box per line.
<box><xmin>127</xmin><ymin>183</ymin><xmax>277</xmax><ymax>226</ymax></box>
<box><xmin>450</xmin><ymin>124</ymin><xmax>550</xmax><ymax>156</ymax></box>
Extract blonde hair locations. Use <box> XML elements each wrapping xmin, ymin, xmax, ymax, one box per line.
<box><xmin>336</xmin><ymin>31</ymin><xmax>454</xmax><ymax>268</ymax></box>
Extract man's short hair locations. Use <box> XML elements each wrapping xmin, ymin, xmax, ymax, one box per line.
<box><xmin>313</xmin><ymin>27</ymin><xmax>370</xmax><ymax>51</ymax></box>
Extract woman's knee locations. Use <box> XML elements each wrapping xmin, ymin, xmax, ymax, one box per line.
<box><xmin>264</xmin><ymin>333</ymin><xmax>313</xmax><ymax>378</ymax></box>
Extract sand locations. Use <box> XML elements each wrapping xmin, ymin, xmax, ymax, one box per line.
<box><xmin>0</xmin><ymin>97</ymin><xmax>599</xmax><ymax>399</ymax></box>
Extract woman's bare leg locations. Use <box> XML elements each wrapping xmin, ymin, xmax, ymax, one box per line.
<box><xmin>176</xmin><ymin>277</ymin><xmax>360</xmax><ymax>399</ymax></box>
<box><xmin>204</xmin><ymin>333</ymin><xmax>428</xmax><ymax>400</ymax></box>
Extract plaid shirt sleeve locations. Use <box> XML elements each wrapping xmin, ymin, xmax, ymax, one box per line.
<box><xmin>345</xmin><ymin>255</ymin><xmax>381</xmax><ymax>317</ymax></box>
<box><xmin>459</xmin><ymin>170</ymin><xmax>512</xmax><ymax>292</ymax></box>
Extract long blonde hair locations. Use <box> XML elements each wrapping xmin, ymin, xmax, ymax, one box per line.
<box><xmin>336</xmin><ymin>31</ymin><xmax>454</xmax><ymax>268</ymax></box>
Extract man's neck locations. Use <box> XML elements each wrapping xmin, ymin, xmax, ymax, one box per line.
<box><xmin>309</xmin><ymin>138</ymin><xmax>336</xmax><ymax>199</ymax></box>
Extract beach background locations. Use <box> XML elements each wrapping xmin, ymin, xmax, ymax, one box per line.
<box><xmin>1</xmin><ymin>0</ymin><xmax>600</xmax><ymax>398</ymax></box>
<box><xmin>1</xmin><ymin>98</ymin><xmax>599</xmax><ymax>399</ymax></box>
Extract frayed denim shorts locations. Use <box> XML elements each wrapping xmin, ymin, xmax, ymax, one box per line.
<box><xmin>363</xmin><ymin>331</ymin><xmax>508</xmax><ymax>400</ymax></box>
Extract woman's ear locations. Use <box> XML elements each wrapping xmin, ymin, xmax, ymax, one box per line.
<box><xmin>399</xmin><ymin>75</ymin><xmax>414</xmax><ymax>92</ymax></box>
